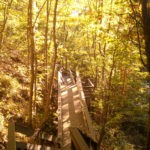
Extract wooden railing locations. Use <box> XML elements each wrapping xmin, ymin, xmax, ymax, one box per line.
<box><xmin>7</xmin><ymin>120</ymin><xmax>16</xmax><ymax>150</ymax></box>
<box><xmin>7</xmin><ymin>120</ymin><xmax>59</xmax><ymax>150</ymax></box>
<box><xmin>76</xmin><ymin>71</ymin><xmax>98</xmax><ymax>143</ymax></box>
<box><xmin>57</xmin><ymin>71</ymin><xmax>63</xmax><ymax>147</ymax></box>
<box><xmin>8</xmin><ymin>70</ymin><xmax>98</xmax><ymax>150</ymax></box>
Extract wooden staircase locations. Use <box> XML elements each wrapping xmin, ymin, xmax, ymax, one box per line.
<box><xmin>7</xmin><ymin>69</ymin><xmax>98</xmax><ymax>150</ymax></box>
<box><xmin>82</xmin><ymin>78</ymin><xmax>94</xmax><ymax>110</ymax></box>
<box><xmin>57</xmin><ymin>70</ymin><xmax>98</xmax><ymax>150</ymax></box>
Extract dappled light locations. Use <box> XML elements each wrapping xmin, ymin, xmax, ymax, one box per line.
<box><xmin>0</xmin><ymin>0</ymin><xmax>150</xmax><ymax>149</ymax></box>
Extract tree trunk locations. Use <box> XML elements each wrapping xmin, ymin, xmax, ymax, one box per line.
<box><xmin>28</xmin><ymin>0</ymin><xmax>35</xmax><ymax>125</ymax></box>
<box><xmin>98</xmin><ymin>1</ymin><xmax>114</xmax><ymax>148</ymax></box>
<box><xmin>44</xmin><ymin>0</ymin><xmax>58</xmax><ymax>120</ymax></box>
<box><xmin>142</xmin><ymin>1</ymin><xmax>150</xmax><ymax>71</ymax></box>
<box><xmin>142</xmin><ymin>0</ymin><xmax>150</xmax><ymax>149</ymax></box>
<box><xmin>0</xmin><ymin>0</ymin><xmax>13</xmax><ymax>48</ymax></box>
<box><xmin>7</xmin><ymin>120</ymin><xmax>16</xmax><ymax>150</ymax></box>
<box><xmin>122</xmin><ymin>67</ymin><xmax>127</xmax><ymax>95</ymax></box>
<box><xmin>43</xmin><ymin>0</ymin><xmax>51</xmax><ymax>109</ymax></box>
<box><xmin>33</xmin><ymin>53</ymin><xmax>37</xmax><ymax>114</ymax></box>
<box><xmin>97</xmin><ymin>125</ymin><xmax>105</xmax><ymax>150</ymax></box>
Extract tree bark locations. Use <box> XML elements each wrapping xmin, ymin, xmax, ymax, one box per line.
<box><xmin>33</xmin><ymin>53</ymin><xmax>37</xmax><ymax>114</ymax></box>
<box><xmin>43</xmin><ymin>0</ymin><xmax>51</xmax><ymax>109</ymax></box>
<box><xmin>0</xmin><ymin>0</ymin><xmax>13</xmax><ymax>48</ymax></box>
<box><xmin>28</xmin><ymin>0</ymin><xmax>35</xmax><ymax>125</ymax></box>
<box><xmin>7</xmin><ymin>120</ymin><xmax>16</xmax><ymax>150</ymax></box>
<box><xmin>98</xmin><ymin>1</ymin><xmax>114</xmax><ymax>149</ymax></box>
<box><xmin>44</xmin><ymin>0</ymin><xmax>58</xmax><ymax>120</ymax></box>
<box><xmin>142</xmin><ymin>0</ymin><xmax>150</xmax><ymax>149</ymax></box>
<box><xmin>129</xmin><ymin>0</ymin><xmax>146</xmax><ymax>66</ymax></box>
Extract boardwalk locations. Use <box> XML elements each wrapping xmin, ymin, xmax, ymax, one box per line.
<box><xmin>7</xmin><ymin>70</ymin><xmax>98</xmax><ymax>150</ymax></box>
<box><xmin>57</xmin><ymin>70</ymin><xmax>97</xmax><ymax>149</ymax></box>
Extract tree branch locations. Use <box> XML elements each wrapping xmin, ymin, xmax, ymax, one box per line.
<box><xmin>129</xmin><ymin>0</ymin><xmax>147</xmax><ymax>67</ymax></box>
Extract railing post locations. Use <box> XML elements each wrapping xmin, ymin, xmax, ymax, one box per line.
<box><xmin>57</xmin><ymin>71</ymin><xmax>63</xmax><ymax>146</ymax></box>
<box><xmin>69</xmin><ymin>69</ymin><xmax>75</xmax><ymax>84</ymax></box>
<box><xmin>7</xmin><ymin>119</ymin><xmax>16</xmax><ymax>150</ymax></box>
<box><xmin>76</xmin><ymin>71</ymin><xmax>98</xmax><ymax>143</ymax></box>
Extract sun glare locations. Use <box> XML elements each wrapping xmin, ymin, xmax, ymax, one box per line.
<box><xmin>71</xmin><ymin>10</ymin><xmax>79</xmax><ymax>17</ymax></box>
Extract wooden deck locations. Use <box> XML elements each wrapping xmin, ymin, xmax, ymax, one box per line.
<box><xmin>57</xmin><ymin>70</ymin><xmax>98</xmax><ymax>149</ymax></box>
<box><xmin>7</xmin><ymin>70</ymin><xmax>98</xmax><ymax>150</ymax></box>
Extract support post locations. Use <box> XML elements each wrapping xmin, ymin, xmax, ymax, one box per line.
<box><xmin>7</xmin><ymin>120</ymin><xmax>16</xmax><ymax>150</ymax></box>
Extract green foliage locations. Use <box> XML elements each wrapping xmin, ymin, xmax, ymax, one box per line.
<box><xmin>0</xmin><ymin>73</ymin><xmax>20</xmax><ymax>99</ymax></box>
<box><xmin>0</xmin><ymin>0</ymin><xmax>148</xmax><ymax>149</ymax></box>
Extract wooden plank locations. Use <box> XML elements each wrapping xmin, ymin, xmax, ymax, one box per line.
<box><xmin>38</xmin><ymin>132</ymin><xmax>53</xmax><ymax>141</ymax></box>
<box><xmin>58</xmin><ymin>70</ymin><xmax>97</xmax><ymax>149</ymax></box>
<box><xmin>27</xmin><ymin>143</ymin><xmax>59</xmax><ymax>150</ymax></box>
<box><xmin>87</xmin><ymin>79</ymin><xmax>94</xmax><ymax>87</ymax></box>
<box><xmin>16</xmin><ymin>142</ymin><xmax>60</xmax><ymax>150</ymax></box>
<box><xmin>70</xmin><ymin>127</ymin><xmax>90</xmax><ymax>150</ymax></box>
<box><xmin>7</xmin><ymin>120</ymin><xmax>16</xmax><ymax>150</ymax></box>
<box><xmin>62</xmin><ymin>144</ymin><xmax>71</xmax><ymax>150</ymax></box>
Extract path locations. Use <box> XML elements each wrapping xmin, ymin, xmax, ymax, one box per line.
<box><xmin>57</xmin><ymin>70</ymin><xmax>97</xmax><ymax>149</ymax></box>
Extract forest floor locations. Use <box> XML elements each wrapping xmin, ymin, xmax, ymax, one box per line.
<box><xmin>0</xmin><ymin>48</ymin><xmax>29</xmax><ymax>148</ymax></box>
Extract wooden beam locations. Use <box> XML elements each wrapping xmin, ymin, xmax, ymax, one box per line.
<box><xmin>7</xmin><ymin>120</ymin><xmax>16</xmax><ymax>150</ymax></box>
<box><xmin>27</xmin><ymin>143</ymin><xmax>59</xmax><ymax>150</ymax></box>
<box><xmin>76</xmin><ymin>71</ymin><xmax>97</xmax><ymax>142</ymax></box>
<box><xmin>70</xmin><ymin>127</ymin><xmax>90</xmax><ymax>150</ymax></box>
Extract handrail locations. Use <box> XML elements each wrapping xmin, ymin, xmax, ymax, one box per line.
<box><xmin>87</xmin><ymin>79</ymin><xmax>94</xmax><ymax>87</ymax></box>
<box><xmin>57</xmin><ymin>71</ymin><xmax>63</xmax><ymax>146</ymax></box>
<box><xmin>58</xmin><ymin>71</ymin><xmax>64</xmax><ymax>86</ymax></box>
<box><xmin>75</xmin><ymin>71</ymin><xmax>97</xmax><ymax>143</ymax></box>
<box><xmin>82</xmin><ymin>79</ymin><xmax>94</xmax><ymax>88</ymax></box>
<box><xmin>69</xmin><ymin>69</ymin><xmax>75</xmax><ymax>84</ymax></box>
<box><xmin>57</xmin><ymin>69</ymin><xmax>98</xmax><ymax>148</ymax></box>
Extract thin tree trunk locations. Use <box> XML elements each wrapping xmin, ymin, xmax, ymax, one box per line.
<box><xmin>122</xmin><ymin>67</ymin><xmax>127</xmax><ymax>95</ymax></box>
<box><xmin>33</xmin><ymin>0</ymin><xmax>47</xmax><ymax>27</ymax></box>
<box><xmin>98</xmin><ymin>1</ymin><xmax>114</xmax><ymax>149</ymax></box>
<box><xmin>142</xmin><ymin>0</ymin><xmax>150</xmax><ymax>149</ymax></box>
<box><xmin>92</xmin><ymin>32</ymin><xmax>98</xmax><ymax>89</ymax></box>
<box><xmin>0</xmin><ymin>0</ymin><xmax>13</xmax><ymax>48</ymax></box>
<box><xmin>44</xmin><ymin>0</ymin><xmax>58</xmax><ymax>120</ymax></box>
<box><xmin>45</xmin><ymin>0</ymin><xmax>50</xmax><ymax>88</ymax></box>
<box><xmin>33</xmin><ymin>53</ymin><xmax>37</xmax><ymax>114</ymax></box>
<box><xmin>129</xmin><ymin>0</ymin><xmax>146</xmax><ymax>66</ymax></box>
<box><xmin>43</xmin><ymin>0</ymin><xmax>50</xmax><ymax>108</ymax></box>
<box><xmin>28</xmin><ymin>0</ymin><xmax>35</xmax><ymax>125</ymax></box>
